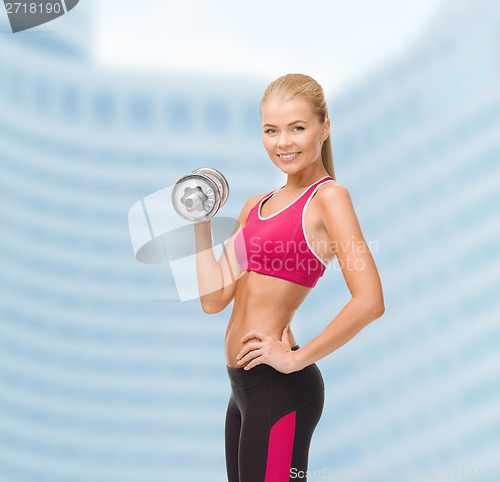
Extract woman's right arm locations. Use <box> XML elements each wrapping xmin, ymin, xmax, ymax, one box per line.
<box><xmin>193</xmin><ymin>194</ymin><xmax>261</xmax><ymax>314</ymax></box>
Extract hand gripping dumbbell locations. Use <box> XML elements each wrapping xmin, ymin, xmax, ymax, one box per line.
<box><xmin>171</xmin><ymin>167</ymin><xmax>229</xmax><ymax>222</ymax></box>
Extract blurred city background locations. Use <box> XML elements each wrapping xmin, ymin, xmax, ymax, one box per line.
<box><xmin>1</xmin><ymin>0</ymin><xmax>499</xmax><ymax>481</ymax></box>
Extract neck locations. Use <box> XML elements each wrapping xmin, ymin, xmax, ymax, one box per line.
<box><xmin>282</xmin><ymin>163</ymin><xmax>329</xmax><ymax>190</ymax></box>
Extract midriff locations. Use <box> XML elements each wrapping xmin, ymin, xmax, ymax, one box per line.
<box><xmin>225</xmin><ymin>270</ymin><xmax>311</xmax><ymax>368</ymax></box>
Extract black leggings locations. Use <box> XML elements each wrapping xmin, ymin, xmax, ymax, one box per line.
<box><xmin>225</xmin><ymin>345</ymin><xmax>325</xmax><ymax>482</ymax></box>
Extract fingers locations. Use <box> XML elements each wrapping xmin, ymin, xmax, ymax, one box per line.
<box><xmin>237</xmin><ymin>330</ymin><xmax>281</xmax><ymax>370</ymax></box>
<box><xmin>236</xmin><ymin>342</ymin><xmax>260</xmax><ymax>360</ymax></box>
<box><xmin>240</xmin><ymin>330</ymin><xmax>269</xmax><ymax>343</ymax></box>
<box><xmin>237</xmin><ymin>348</ymin><xmax>263</xmax><ymax>366</ymax></box>
<box><xmin>243</xmin><ymin>355</ymin><xmax>264</xmax><ymax>370</ymax></box>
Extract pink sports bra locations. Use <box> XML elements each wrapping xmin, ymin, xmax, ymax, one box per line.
<box><xmin>233</xmin><ymin>175</ymin><xmax>335</xmax><ymax>288</ymax></box>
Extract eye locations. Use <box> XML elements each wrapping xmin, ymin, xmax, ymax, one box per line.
<box><xmin>264</xmin><ymin>128</ymin><xmax>276</xmax><ymax>134</ymax></box>
<box><xmin>293</xmin><ymin>126</ymin><xmax>304</xmax><ymax>132</ymax></box>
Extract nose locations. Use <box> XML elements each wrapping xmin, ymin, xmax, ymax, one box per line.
<box><xmin>276</xmin><ymin>131</ymin><xmax>293</xmax><ymax>149</ymax></box>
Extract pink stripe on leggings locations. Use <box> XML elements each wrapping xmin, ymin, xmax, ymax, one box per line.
<box><xmin>264</xmin><ymin>411</ymin><xmax>296</xmax><ymax>482</ymax></box>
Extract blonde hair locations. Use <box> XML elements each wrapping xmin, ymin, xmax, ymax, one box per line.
<box><xmin>260</xmin><ymin>73</ymin><xmax>335</xmax><ymax>180</ymax></box>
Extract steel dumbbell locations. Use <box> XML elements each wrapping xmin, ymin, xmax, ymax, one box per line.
<box><xmin>171</xmin><ymin>167</ymin><xmax>229</xmax><ymax>222</ymax></box>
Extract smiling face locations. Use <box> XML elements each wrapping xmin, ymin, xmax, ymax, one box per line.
<box><xmin>261</xmin><ymin>96</ymin><xmax>330</xmax><ymax>174</ymax></box>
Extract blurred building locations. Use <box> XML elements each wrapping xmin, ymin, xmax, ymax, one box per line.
<box><xmin>1</xmin><ymin>0</ymin><xmax>500</xmax><ymax>480</ymax></box>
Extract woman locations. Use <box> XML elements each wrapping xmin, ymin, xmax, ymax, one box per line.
<box><xmin>194</xmin><ymin>73</ymin><xmax>384</xmax><ymax>482</ymax></box>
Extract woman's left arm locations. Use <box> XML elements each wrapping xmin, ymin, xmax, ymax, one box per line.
<box><xmin>293</xmin><ymin>182</ymin><xmax>385</xmax><ymax>372</ymax></box>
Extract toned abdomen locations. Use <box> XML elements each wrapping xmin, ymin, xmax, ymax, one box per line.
<box><xmin>224</xmin><ymin>271</ymin><xmax>310</xmax><ymax>368</ymax></box>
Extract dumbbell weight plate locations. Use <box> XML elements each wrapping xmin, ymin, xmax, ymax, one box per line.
<box><xmin>192</xmin><ymin>167</ymin><xmax>230</xmax><ymax>208</ymax></box>
<box><xmin>171</xmin><ymin>173</ymin><xmax>220</xmax><ymax>222</ymax></box>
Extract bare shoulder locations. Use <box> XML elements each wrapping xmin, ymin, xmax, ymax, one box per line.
<box><xmin>316</xmin><ymin>180</ymin><xmax>351</xmax><ymax>204</ymax></box>
<box><xmin>243</xmin><ymin>191</ymin><xmax>269</xmax><ymax>213</ymax></box>
<box><xmin>237</xmin><ymin>191</ymin><xmax>270</xmax><ymax>227</ymax></box>
<box><xmin>247</xmin><ymin>191</ymin><xmax>269</xmax><ymax>208</ymax></box>
<box><xmin>314</xmin><ymin>181</ymin><xmax>363</xmax><ymax>245</ymax></box>
<box><xmin>313</xmin><ymin>181</ymin><xmax>355</xmax><ymax>228</ymax></box>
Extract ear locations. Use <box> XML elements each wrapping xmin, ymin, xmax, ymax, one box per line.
<box><xmin>322</xmin><ymin>117</ymin><xmax>331</xmax><ymax>142</ymax></box>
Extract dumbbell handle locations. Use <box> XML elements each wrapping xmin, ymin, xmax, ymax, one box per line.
<box><xmin>183</xmin><ymin>194</ymin><xmax>198</xmax><ymax>209</ymax></box>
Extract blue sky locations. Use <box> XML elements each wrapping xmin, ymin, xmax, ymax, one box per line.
<box><xmin>92</xmin><ymin>0</ymin><xmax>446</xmax><ymax>97</ymax></box>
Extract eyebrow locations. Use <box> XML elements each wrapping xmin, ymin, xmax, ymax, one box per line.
<box><xmin>263</xmin><ymin>120</ymin><xmax>309</xmax><ymax>128</ymax></box>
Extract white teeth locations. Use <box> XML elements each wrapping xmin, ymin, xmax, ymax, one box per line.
<box><xmin>279</xmin><ymin>152</ymin><xmax>299</xmax><ymax>159</ymax></box>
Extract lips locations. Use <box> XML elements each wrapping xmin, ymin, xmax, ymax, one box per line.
<box><xmin>278</xmin><ymin>152</ymin><xmax>301</xmax><ymax>161</ymax></box>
